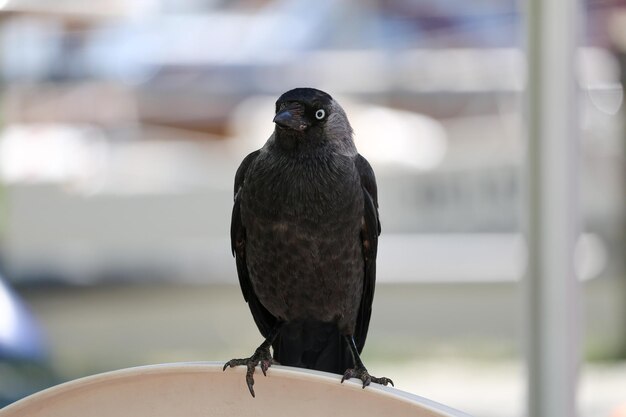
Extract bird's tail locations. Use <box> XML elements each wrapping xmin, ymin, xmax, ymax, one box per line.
<box><xmin>272</xmin><ymin>320</ymin><xmax>352</xmax><ymax>375</ymax></box>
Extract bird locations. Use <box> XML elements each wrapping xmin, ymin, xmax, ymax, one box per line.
<box><xmin>224</xmin><ymin>87</ymin><xmax>392</xmax><ymax>397</ymax></box>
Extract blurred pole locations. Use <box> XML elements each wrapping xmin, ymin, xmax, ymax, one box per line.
<box><xmin>524</xmin><ymin>0</ymin><xmax>582</xmax><ymax>416</ymax></box>
<box><xmin>608</xmin><ymin>10</ymin><xmax>626</xmax><ymax>360</ymax></box>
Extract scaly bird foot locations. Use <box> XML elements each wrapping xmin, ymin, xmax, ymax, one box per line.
<box><xmin>341</xmin><ymin>366</ymin><xmax>394</xmax><ymax>388</ymax></box>
<box><xmin>223</xmin><ymin>345</ymin><xmax>274</xmax><ymax>397</ymax></box>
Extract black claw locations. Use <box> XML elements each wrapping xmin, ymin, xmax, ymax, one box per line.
<box><xmin>245</xmin><ymin>367</ymin><xmax>256</xmax><ymax>397</ymax></box>
<box><xmin>340</xmin><ymin>369</ymin><xmax>353</xmax><ymax>384</ymax></box>
<box><xmin>223</xmin><ymin>358</ymin><xmax>245</xmax><ymax>371</ymax></box>
<box><xmin>342</xmin><ymin>366</ymin><xmax>392</xmax><ymax>389</ymax></box>
<box><xmin>372</xmin><ymin>376</ymin><xmax>394</xmax><ymax>387</ymax></box>
<box><xmin>260</xmin><ymin>360</ymin><xmax>270</xmax><ymax>376</ymax></box>
<box><xmin>224</xmin><ymin>345</ymin><xmax>273</xmax><ymax>398</ymax></box>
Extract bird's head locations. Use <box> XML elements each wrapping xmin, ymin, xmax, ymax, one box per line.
<box><xmin>272</xmin><ymin>88</ymin><xmax>354</xmax><ymax>154</ymax></box>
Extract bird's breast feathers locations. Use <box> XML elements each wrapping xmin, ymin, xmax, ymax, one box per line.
<box><xmin>242</xmin><ymin>150</ymin><xmax>363</xmax><ymax>223</ymax></box>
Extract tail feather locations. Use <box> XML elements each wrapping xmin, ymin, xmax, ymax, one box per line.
<box><xmin>272</xmin><ymin>321</ymin><xmax>352</xmax><ymax>375</ymax></box>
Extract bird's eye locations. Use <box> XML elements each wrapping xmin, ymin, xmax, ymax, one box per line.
<box><xmin>315</xmin><ymin>109</ymin><xmax>326</xmax><ymax>120</ymax></box>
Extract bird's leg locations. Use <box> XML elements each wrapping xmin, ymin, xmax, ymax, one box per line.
<box><xmin>341</xmin><ymin>335</ymin><xmax>394</xmax><ymax>388</ymax></box>
<box><xmin>223</xmin><ymin>324</ymin><xmax>281</xmax><ymax>397</ymax></box>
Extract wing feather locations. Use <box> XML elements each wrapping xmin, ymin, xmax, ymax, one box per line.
<box><xmin>231</xmin><ymin>150</ymin><xmax>277</xmax><ymax>338</ymax></box>
<box><xmin>354</xmin><ymin>154</ymin><xmax>381</xmax><ymax>353</ymax></box>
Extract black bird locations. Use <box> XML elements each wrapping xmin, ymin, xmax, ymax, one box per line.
<box><xmin>224</xmin><ymin>88</ymin><xmax>392</xmax><ymax>397</ymax></box>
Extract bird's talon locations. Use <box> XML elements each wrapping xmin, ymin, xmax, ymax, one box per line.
<box><xmin>223</xmin><ymin>359</ymin><xmax>244</xmax><ymax>371</ymax></box>
<box><xmin>260</xmin><ymin>360</ymin><xmax>270</xmax><ymax>376</ymax></box>
<box><xmin>372</xmin><ymin>377</ymin><xmax>394</xmax><ymax>387</ymax></box>
<box><xmin>246</xmin><ymin>380</ymin><xmax>255</xmax><ymax>398</ymax></box>
<box><xmin>342</xmin><ymin>367</ymin><xmax>391</xmax><ymax>389</ymax></box>
<box><xmin>224</xmin><ymin>345</ymin><xmax>273</xmax><ymax>397</ymax></box>
<box><xmin>245</xmin><ymin>369</ymin><xmax>256</xmax><ymax>397</ymax></box>
<box><xmin>341</xmin><ymin>369</ymin><xmax>354</xmax><ymax>384</ymax></box>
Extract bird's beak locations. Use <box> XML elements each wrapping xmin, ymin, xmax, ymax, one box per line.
<box><xmin>273</xmin><ymin>104</ymin><xmax>309</xmax><ymax>132</ymax></box>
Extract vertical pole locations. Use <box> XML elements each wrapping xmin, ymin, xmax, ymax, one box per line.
<box><xmin>524</xmin><ymin>0</ymin><xmax>582</xmax><ymax>416</ymax></box>
<box><xmin>609</xmin><ymin>12</ymin><xmax>626</xmax><ymax>361</ymax></box>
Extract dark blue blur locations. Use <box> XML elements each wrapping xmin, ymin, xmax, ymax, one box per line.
<box><xmin>0</xmin><ymin>273</ymin><xmax>56</xmax><ymax>407</ymax></box>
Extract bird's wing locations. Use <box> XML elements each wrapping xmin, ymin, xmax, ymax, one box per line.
<box><xmin>354</xmin><ymin>153</ymin><xmax>381</xmax><ymax>353</ymax></box>
<box><xmin>231</xmin><ymin>150</ymin><xmax>278</xmax><ymax>338</ymax></box>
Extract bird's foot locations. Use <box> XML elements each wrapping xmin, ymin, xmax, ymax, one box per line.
<box><xmin>341</xmin><ymin>366</ymin><xmax>394</xmax><ymax>388</ymax></box>
<box><xmin>223</xmin><ymin>345</ymin><xmax>274</xmax><ymax>397</ymax></box>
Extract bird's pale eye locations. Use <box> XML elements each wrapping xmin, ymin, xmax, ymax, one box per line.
<box><xmin>315</xmin><ymin>109</ymin><xmax>326</xmax><ymax>120</ymax></box>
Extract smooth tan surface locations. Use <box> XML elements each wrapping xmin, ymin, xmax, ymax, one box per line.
<box><xmin>0</xmin><ymin>362</ymin><xmax>471</xmax><ymax>417</ymax></box>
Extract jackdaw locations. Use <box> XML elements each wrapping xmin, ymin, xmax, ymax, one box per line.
<box><xmin>224</xmin><ymin>87</ymin><xmax>392</xmax><ymax>397</ymax></box>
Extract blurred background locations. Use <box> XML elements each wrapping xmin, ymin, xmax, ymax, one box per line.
<box><xmin>0</xmin><ymin>0</ymin><xmax>625</xmax><ymax>416</ymax></box>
